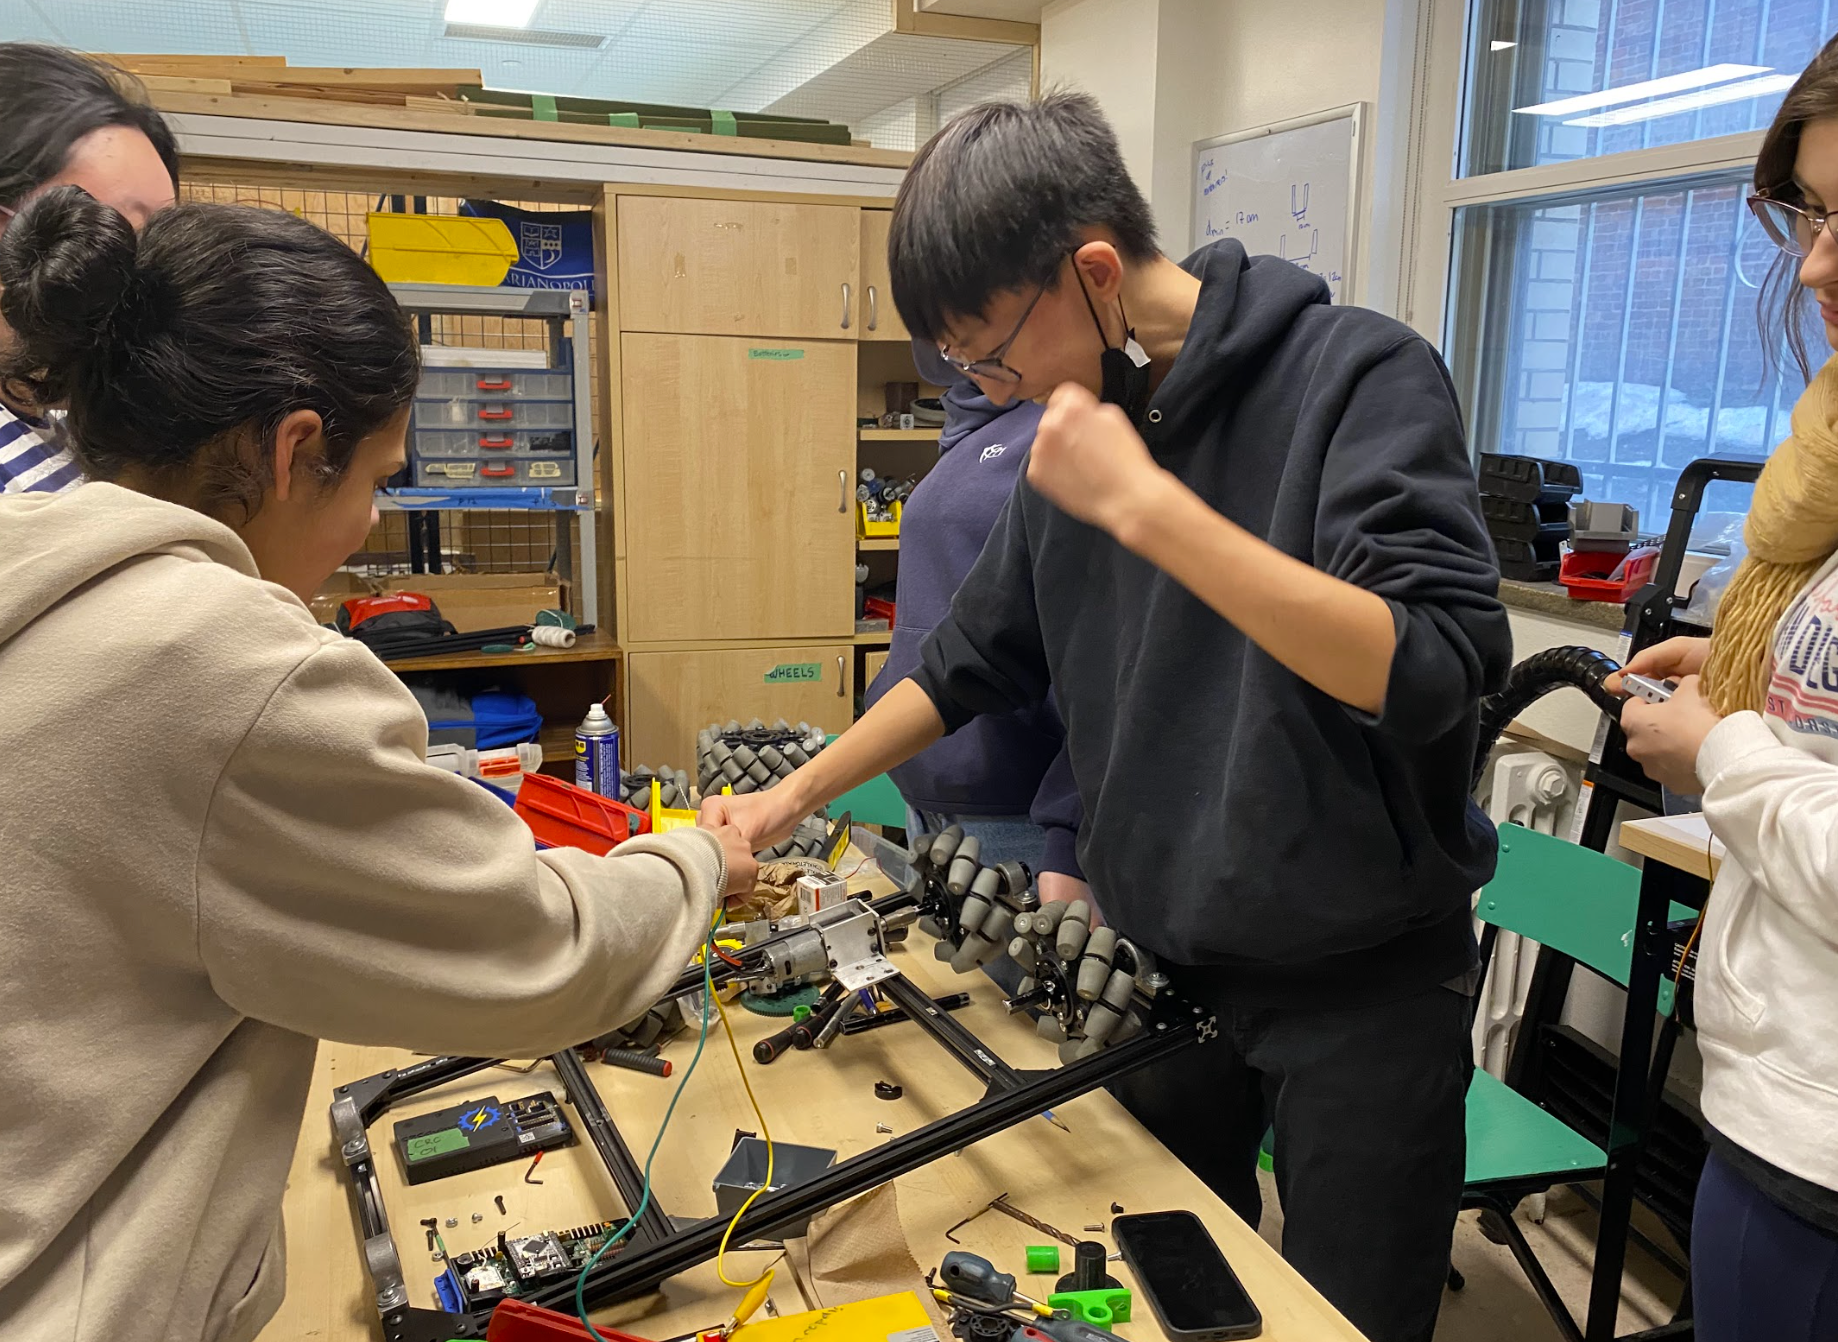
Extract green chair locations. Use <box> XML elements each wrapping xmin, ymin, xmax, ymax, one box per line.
<box><xmin>1462</xmin><ymin>824</ymin><xmax>1692</xmax><ymax>1342</ymax></box>
<box><xmin>823</xmin><ymin>735</ymin><xmax>910</xmax><ymax>830</ymax></box>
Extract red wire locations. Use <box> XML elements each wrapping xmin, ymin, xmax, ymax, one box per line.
<box><xmin>714</xmin><ymin>944</ymin><xmax>746</xmax><ymax>969</ymax></box>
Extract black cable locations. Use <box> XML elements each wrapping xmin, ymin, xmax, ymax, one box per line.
<box><xmin>1472</xmin><ymin>645</ymin><xmax>1624</xmax><ymax>788</ymax></box>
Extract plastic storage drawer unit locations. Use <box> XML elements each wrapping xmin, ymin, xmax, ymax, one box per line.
<box><xmin>413</xmin><ymin>427</ymin><xmax>575</xmax><ymax>457</ymax></box>
<box><xmin>415</xmin><ymin>398</ymin><xmax>574</xmax><ymax>431</ymax></box>
<box><xmin>419</xmin><ymin>368</ymin><xmax>574</xmax><ymax>400</ymax></box>
<box><xmin>415</xmin><ymin>457</ymin><xmax>577</xmax><ymax>487</ymax></box>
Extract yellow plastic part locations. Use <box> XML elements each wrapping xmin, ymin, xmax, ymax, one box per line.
<box><xmin>857</xmin><ymin>499</ymin><xmax>901</xmax><ymax>539</ymax></box>
<box><xmin>650</xmin><ymin>777</ymin><xmax>699</xmax><ymax>834</ymax></box>
<box><xmin>366</xmin><ymin>213</ymin><xmax>519</xmax><ymax>286</ymax></box>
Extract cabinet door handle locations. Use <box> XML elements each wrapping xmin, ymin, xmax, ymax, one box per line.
<box><xmin>838</xmin><ymin>469</ymin><xmax>849</xmax><ymax>514</ymax></box>
<box><xmin>866</xmin><ymin>285</ymin><xmax>878</xmax><ymax>332</ymax></box>
<box><xmin>840</xmin><ymin>282</ymin><xmax>852</xmax><ymax>330</ymax></box>
<box><xmin>837</xmin><ymin>655</ymin><xmax>846</xmax><ymax>696</ymax></box>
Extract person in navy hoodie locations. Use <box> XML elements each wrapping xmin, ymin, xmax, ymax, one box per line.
<box><xmin>864</xmin><ymin>341</ymin><xmax>1091</xmax><ymax>959</ymax></box>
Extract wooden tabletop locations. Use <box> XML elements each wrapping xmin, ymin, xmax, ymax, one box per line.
<box><xmin>260</xmin><ymin>863</ymin><xmax>1366</xmax><ymax>1342</ymax></box>
<box><xmin>1618</xmin><ymin>813</ymin><xmax>1724</xmax><ymax>881</ymax></box>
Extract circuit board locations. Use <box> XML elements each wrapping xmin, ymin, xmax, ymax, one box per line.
<box><xmin>392</xmin><ymin>1091</ymin><xmax>574</xmax><ymax>1185</ymax></box>
<box><xmin>435</xmin><ymin>1222</ymin><xmax>624</xmax><ymax>1311</ymax></box>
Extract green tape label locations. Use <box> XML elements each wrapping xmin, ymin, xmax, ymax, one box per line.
<box><xmin>748</xmin><ymin>347</ymin><xmax>806</xmax><ymax>361</ymax></box>
<box><xmin>405</xmin><ymin>1128</ymin><xmax>470</xmax><ymax>1163</ymax></box>
<box><xmin>764</xmin><ymin>662</ymin><xmax>822</xmax><ymax>684</ymax></box>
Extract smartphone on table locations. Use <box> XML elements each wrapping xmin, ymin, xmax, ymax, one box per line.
<box><xmin>1112</xmin><ymin>1209</ymin><xmax>1262</xmax><ymax>1340</ymax></box>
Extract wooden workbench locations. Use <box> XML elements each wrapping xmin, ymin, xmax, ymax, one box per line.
<box><xmin>259</xmin><ymin>863</ymin><xmax>1367</xmax><ymax>1342</ymax></box>
<box><xmin>1618</xmin><ymin>813</ymin><xmax>1724</xmax><ymax>882</ymax></box>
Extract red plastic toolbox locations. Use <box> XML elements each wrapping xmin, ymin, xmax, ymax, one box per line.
<box><xmin>514</xmin><ymin>772</ymin><xmax>651</xmax><ymax>855</ymax></box>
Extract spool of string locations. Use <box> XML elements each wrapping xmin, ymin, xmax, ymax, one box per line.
<box><xmin>1703</xmin><ymin>356</ymin><xmax>1838</xmax><ymax>716</ymax></box>
<box><xmin>530</xmin><ymin>624</ymin><xmax>576</xmax><ymax>648</ymax></box>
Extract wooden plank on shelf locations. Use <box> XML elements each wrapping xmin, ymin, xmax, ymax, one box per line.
<box><xmin>405</xmin><ymin>94</ymin><xmax>477</xmax><ymax>116</ymax></box>
<box><xmin>104</xmin><ymin>53</ymin><xmax>289</xmax><ymax>71</ymax></box>
<box><xmin>860</xmin><ymin>427</ymin><xmax>940</xmax><ymax>440</ymax></box>
<box><xmin>857</xmin><ymin>537</ymin><xmax>899</xmax><ymax>552</ymax></box>
<box><xmin>228</xmin><ymin>66</ymin><xmax>482</xmax><ymax>88</ymax></box>
<box><xmin>139</xmin><ymin>75</ymin><xmax>235</xmax><ymax>95</ymax></box>
<box><xmin>151</xmin><ymin>91</ymin><xmax>916</xmax><ymax>169</ymax></box>
<box><xmin>854</xmin><ymin>630</ymin><xmax>892</xmax><ymax>646</ymax></box>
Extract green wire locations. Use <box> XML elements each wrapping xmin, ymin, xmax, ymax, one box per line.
<box><xmin>573</xmin><ymin>926</ymin><xmax>719</xmax><ymax>1341</ymax></box>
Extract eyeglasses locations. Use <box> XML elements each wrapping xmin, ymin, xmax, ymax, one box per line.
<box><xmin>939</xmin><ymin>280</ymin><xmax>1049</xmax><ymax>385</ymax></box>
<box><xmin>1748</xmin><ymin>193</ymin><xmax>1833</xmax><ymax>258</ymax></box>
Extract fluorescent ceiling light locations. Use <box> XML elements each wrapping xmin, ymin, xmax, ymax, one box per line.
<box><xmin>1514</xmin><ymin>63</ymin><xmax>1769</xmax><ymax>117</ymax></box>
<box><xmin>1563</xmin><ymin>73</ymin><xmax>1798</xmax><ymax>126</ymax></box>
<box><xmin>1491</xmin><ymin>40</ymin><xmax>1517</xmax><ymax>51</ymax></box>
<box><xmin>445</xmin><ymin>0</ymin><xmax>538</xmax><ymax>26</ymax></box>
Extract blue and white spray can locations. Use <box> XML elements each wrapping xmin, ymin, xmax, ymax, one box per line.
<box><xmin>574</xmin><ymin>702</ymin><xmax>621</xmax><ymax>797</ymax></box>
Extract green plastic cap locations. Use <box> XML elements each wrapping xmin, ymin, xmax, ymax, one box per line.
<box><xmin>792</xmin><ymin>1005</ymin><xmax>813</xmax><ymax>1022</ymax></box>
<box><xmin>1026</xmin><ymin>1245</ymin><xmax>1060</xmax><ymax>1274</ymax></box>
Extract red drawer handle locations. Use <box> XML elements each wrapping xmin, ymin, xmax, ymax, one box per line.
<box><xmin>476</xmin><ymin>376</ymin><xmax>513</xmax><ymax>391</ymax></box>
<box><xmin>480</xmin><ymin>436</ymin><xmax>515</xmax><ymax>449</ymax></box>
<box><xmin>480</xmin><ymin>464</ymin><xmax>516</xmax><ymax>478</ymax></box>
<box><xmin>478</xmin><ymin>406</ymin><xmax>513</xmax><ymax>421</ymax></box>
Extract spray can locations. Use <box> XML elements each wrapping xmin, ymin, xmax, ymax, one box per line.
<box><xmin>574</xmin><ymin>702</ymin><xmax>621</xmax><ymax>797</ymax></box>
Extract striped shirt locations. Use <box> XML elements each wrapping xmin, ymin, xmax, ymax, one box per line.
<box><xmin>0</xmin><ymin>401</ymin><xmax>81</xmax><ymax>495</ymax></box>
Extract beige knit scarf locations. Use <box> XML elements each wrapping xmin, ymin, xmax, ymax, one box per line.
<box><xmin>1702</xmin><ymin>355</ymin><xmax>1838</xmax><ymax>715</ymax></box>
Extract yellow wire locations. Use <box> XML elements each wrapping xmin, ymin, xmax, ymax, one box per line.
<box><xmin>712</xmin><ymin>983</ymin><xmax>775</xmax><ymax>1290</ymax></box>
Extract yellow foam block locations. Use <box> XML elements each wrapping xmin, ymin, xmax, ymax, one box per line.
<box><xmin>367</xmin><ymin>212</ymin><xmax>518</xmax><ymax>286</ymax></box>
<box><xmin>731</xmin><ymin>1290</ymin><xmax>936</xmax><ymax>1341</ymax></box>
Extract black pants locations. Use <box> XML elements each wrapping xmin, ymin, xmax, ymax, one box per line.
<box><xmin>1110</xmin><ymin>972</ymin><xmax>1472</xmax><ymax>1342</ymax></box>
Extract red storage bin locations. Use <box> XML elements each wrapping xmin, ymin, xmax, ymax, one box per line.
<box><xmin>1558</xmin><ymin>543</ymin><xmax>1660</xmax><ymax>603</ymax></box>
<box><xmin>514</xmin><ymin>772</ymin><xmax>651</xmax><ymax>855</ymax></box>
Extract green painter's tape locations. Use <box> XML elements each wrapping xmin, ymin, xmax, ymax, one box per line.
<box><xmin>405</xmin><ymin>1128</ymin><xmax>469</xmax><ymax>1162</ymax></box>
<box><xmin>764</xmin><ymin>663</ymin><xmax>822</xmax><ymax>684</ymax></box>
<box><xmin>530</xmin><ymin>94</ymin><xmax>558</xmax><ymax>122</ymax></box>
<box><xmin>711</xmin><ymin>109</ymin><xmax>739</xmax><ymax>136</ymax></box>
<box><xmin>748</xmin><ymin>347</ymin><xmax>806</xmax><ymax>361</ymax></box>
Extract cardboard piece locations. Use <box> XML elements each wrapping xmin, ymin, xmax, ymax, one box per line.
<box><xmin>308</xmin><ymin>571</ymin><xmax>373</xmax><ymax>627</ymax></box>
<box><xmin>784</xmin><ymin>1183</ymin><xmax>950</xmax><ymax>1334</ymax></box>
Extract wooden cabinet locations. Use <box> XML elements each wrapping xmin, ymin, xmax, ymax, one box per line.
<box><xmin>619</xmin><ymin>333</ymin><xmax>855</xmax><ymax>643</ymax></box>
<box><xmin>858</xmin><ymin>209</ymin><xmax>908</xmax><ymax>342</ymax></box>
<box><xmin>616</xmin><ymin>196</ymin><xmax>861</xmax><ymax>340</ymax></box>
<box><xmin>625</xmin><ymin>643</ymin><xmax>853</xmax><ymax>770</ymax></box>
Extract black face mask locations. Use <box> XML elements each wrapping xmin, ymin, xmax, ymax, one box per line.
<box><xmin>1076</xmin><ymin>272</ymin><xmax>1152</xmax><ymax>423</ymax></box>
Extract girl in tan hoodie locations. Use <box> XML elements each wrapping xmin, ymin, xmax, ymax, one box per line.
<box><xmin>0</xmin><ymin>187</ymin><xmax>756</xmax><ymax>1342</ymax></box>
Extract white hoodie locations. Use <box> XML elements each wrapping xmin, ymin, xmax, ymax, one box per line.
<box><xmin>0</xmin><ymin>484</ymin><xmax>723</xmax><ymax>1342</ymax></box>
<box><xmin>1695</xmin><ymin>546</ymin><xmax>1838</xmax><ymax>1194</ymax></box>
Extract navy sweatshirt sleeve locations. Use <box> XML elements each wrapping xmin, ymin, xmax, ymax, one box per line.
<box><xmin>912</xmin><ymin>480</ymin><xmax>1052</xmax><ymax>732</ymax></box>
<box><xmin>1315</xmin><ymin>336</ymin><xmax>1512</xmax><ymax>741</ymax></box>
<box><xmin>1029</xmin><ymin>739</ymin><xmax>1085</xmax><ymax>880</ymax></box>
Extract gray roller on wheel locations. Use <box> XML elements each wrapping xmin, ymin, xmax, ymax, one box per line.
<box><xmin>1055</xmin><ymin>899</ymin><xmax>1092</xmax><ymax>961</ymax></box>
<box><xmin>723</xmin><ymin>720</ymin><xmax>740</xmax><ymax>734</ymax></box>
<box><xmin>1016</xmin><ymin>975</ymin><xmax>1037</xmax><ymax>997</ymax></box>
<box><xmin>720</xmin><ymin>758</ymin><xmax>745</xmax><ymax>784</ymax></box>
<box><xmin>918</xmin><ymin>914</ymin><xmax>945</xmax><ymax>939</ymax></box>
<box><xmin>1058</xmin><ymin>1037</ymin><xmax>1084</xmax><ymax>1066</ymax></box>
<box><xmin>928</xmin><ymin>825</ymin><xmax>965</xmax><ymax>867</ymax></box>
<box><xmin>784</xmin><ymin>743</ymin><xmax>810</xmax><ymax>767</ymax></box>
<box><xmin>745</xmin><ymin>760</ymin><xmax>771</xmax><ymax>785</ymax></box>
<box><xmin>1076</xmin><ymin>926</ymin><xmax>1119</xmax><ymax>1001</ymax></box>
<box><xmin>757</xmin><ymin>745</ymin><xmax>784</xmax><ymax>773</ymax></box>
<box><xmin>732</xmin><ymin>746</ymin><xmax>757</xmax><ymax>770</ymax></box>
<box><xmin>707</xmin><ymin>739</ymin><xmax>733</xmax><ymax>766</ymax></box>
<box><xmin>950</xmin><ymin>906</ymin><xmax>1014</xmax><ymax>974</ymax></box>
<box><xmin>1081</xmin><ymin>967</ymin><xmax>1136</xmax><ymax>1046</ymax></box>
<box><xmin>957</xmin><ymin>864</ymin><xmax>1002</xmax><ymax>937</ymax></box>
<box><xmin>732</xmin><ymin>776</ymin><xmax>757</xmax><ymax>794</ymax></box>
<box><xmin>1030</xmin><ymin>901</ymin><xmax>1068</xmax><ymax>934</ymax></box>
<box><xmin>1008</xmin><ymin>936</ymin><xmax>1039</xmax><ymax>974</ymax></box>
<box><xmin>1037</xmin><ymin>1016</ymin><xmax>1067</xmax><ymax>1044</ymax></box>
<box><xmin>945</xmin><ymin>835</ymin><xmax>983</xmax><ymax>896</ymax></box>
<box><xmin>745</xmin><ymin>718</ymin><xmax>764</xmax><ymax>731</ymax></box>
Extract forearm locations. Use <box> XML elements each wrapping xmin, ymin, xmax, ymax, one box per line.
<box><xmin>1117</xmin><ymin>473</ymin><xmax>1396</xmax><ymax>713</ymax></box>
<box><xmin>783</xmin><ymin>676</ymin><xmax>945</xmax><ymax>814</ymax></box>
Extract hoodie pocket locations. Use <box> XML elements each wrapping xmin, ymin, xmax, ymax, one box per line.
<box><xmin>1704</xmin><ymin>872</ymin><xmax>1767</xmax><ymax>1029</ymax></box>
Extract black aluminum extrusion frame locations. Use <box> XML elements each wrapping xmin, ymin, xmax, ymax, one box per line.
<box><xmin>331</xmin><ymin>893</ymin><xmax>1214</xmax><ymax>1342</ymax></box>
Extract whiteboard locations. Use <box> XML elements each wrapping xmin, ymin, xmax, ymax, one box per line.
<box><xmin>1191</xmin><ymin>104</ymin><xmax>1364</xmax><ymax>305</ymax></box>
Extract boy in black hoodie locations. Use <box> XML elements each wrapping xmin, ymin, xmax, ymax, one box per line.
<box><xmin>703</xmin><ymin>92</ymin><xmax>1510</xmax><ymax>1342</ymax></box>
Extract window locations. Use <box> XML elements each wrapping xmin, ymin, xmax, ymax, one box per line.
<box><xmin>1406</xmin><ymin>0</ymin><xmax>1830</xmax><ymax>528</ymax></box>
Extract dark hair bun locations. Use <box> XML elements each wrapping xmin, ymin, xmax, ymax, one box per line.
<box><xmin>0</xmin><ymin>184</ymin><xmax>137</xmax><ymax>403</ymax></box>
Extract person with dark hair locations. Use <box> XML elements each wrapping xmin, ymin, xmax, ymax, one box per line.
<box><xmin>863</xmin><ymin>339</ymin><xmax>1089</xmax><ymax>985</ymax></box>
<box><xmin>0</xmin><ymin>190</ymin><xmax>755</xmax><ymax>1342</ymax></box>
<box><xmin>0</xmin><ymin>42</ymin><xmax>179</xmax><ymax>495</ymax></box>
<box><xmin>1607</xmin><ymin>35</ymin><xmax>1838</xmax><ymax>1342</ymax></box>
<box><xmin>704</xmin><ymin>91</ymin><xmax>1508</xmax><ymax>1342</ymax></box>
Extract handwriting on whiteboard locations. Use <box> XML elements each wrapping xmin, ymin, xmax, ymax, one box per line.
<box><xmin>1193</xmin><ymin>112</ymin><xmax>1355</xmax><ymax>304</ymax></box>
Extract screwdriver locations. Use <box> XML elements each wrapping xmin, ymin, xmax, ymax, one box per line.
<box><xmin>940</xmin><ymin>1251</ymin><xmax>1052</xmax><ymax>1313</ymax></box>
<box><xmin>754</xmin><ymin>984</ymin><xmax>845</xmax><ymax>1064</ymax></box>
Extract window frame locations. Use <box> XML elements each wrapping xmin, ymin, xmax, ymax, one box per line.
<box><xmin>1397</xmin><ymin>0</ymin><xmax>1768</xmax><ymax>383</ymax></box>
